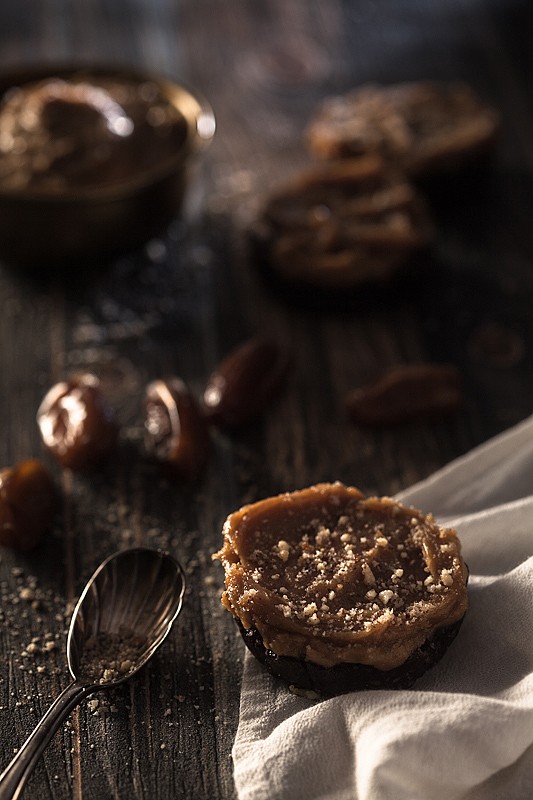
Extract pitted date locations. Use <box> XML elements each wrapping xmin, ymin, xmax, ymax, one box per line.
<box><xmin>0</xmin><ymin>459</ymin><xmax>58</xmax><ymax>550</ymax></box>
<box><xmin>37</xmin><ymin>373</ymin><xmax>119</xmax><ymax>470</ymax></box>
<box><xmin>202</xmin><ymin>337</ymin><xmax>291</xmax><ymax>429</ymax></box>
<box><xmin>144</xmin><ymin>378</ymin><xmax>210</xmax><ymax>481</ymax></box>
<box><xmin>346</xmin><ymin>364</ymin><xmax>462</xmax><ymax>427</ymax></box>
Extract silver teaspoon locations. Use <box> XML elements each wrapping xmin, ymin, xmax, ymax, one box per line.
<box><xmin>0</xmin><ymin>547</ymin><xmax>186</xmax><ymax>800</ymax></box>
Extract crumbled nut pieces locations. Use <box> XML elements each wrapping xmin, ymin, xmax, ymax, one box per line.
<box><xmin>0</xmin><ymin>567</ymin><xmax>73</xmax><ymax>684</ymax></box>
<box><xmin>214</xmin><ymin>482</ymin><xmax>468</xmax><ymax>671</ymax></box>
<box><xmin>289</xmin><ymin>685</ymin><xmax>321</xmax><ymax>701</ymax></box>
<box><xmin>78</xmin><ymin>629</ymin><xmax>144</xmax><ymax>685</ymax></box>
<box><xmin>87</xmin><ymin>696</ymin><xmax>119</xmax><ymax>717</ymax></box>
<box><xmin>253</xmin><ymin>155</ymin><xmax>433</xmax><ymax>289</ymax></box>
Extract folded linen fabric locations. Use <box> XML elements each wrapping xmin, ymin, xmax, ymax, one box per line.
<box><xmin>232</xmin><ymin>415</ymin><xmax>533</xmax><ymax>800</ymax></box>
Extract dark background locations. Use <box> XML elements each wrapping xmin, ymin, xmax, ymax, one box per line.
<box><xmin>1</xmin><ymin>1</ymin><xmax>533</xmax><ymax>798</ymax></box>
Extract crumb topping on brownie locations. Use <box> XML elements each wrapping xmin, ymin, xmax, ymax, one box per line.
<box><xmin>305</xmin><ymin>81</ymin><xmax>499</xmax><ymax>176</ymax></box>
<box><xmin>252</xmin><ymin>154</ymin><xmax>432</xmax><ymax>288</ymax></box>
<box><xmin>214</xmin><ymin>482</ymin><xmax>468</xmax><ymax>670</ymax></box>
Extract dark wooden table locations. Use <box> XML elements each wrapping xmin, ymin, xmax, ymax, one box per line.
<box><xmin>1</xmin><ymin>1</ymin><xmax>533</xmax><ymax>798</ymax></box>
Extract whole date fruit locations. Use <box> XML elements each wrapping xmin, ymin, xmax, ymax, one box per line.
<box><xmin>202</xmin><ymin>337</ymin><xmax>291</xmax><ymax>429</ymax></box>
<box><xmin>37</xmin><ymin>373</ymin><xmax>119</xmax><ymax>470</ymax></box>
<box><xmin>0</xmin><ymin>459</ymin><xmax>58</xmax><ymax>550</ymax></box>
<box><xmin>346</xmin><ymin>364</ymin><xmax>462</xmax><ymax>427</ymax></box>
<box><xmin>144</xmin><ymin>378</ymin><xmax>210</xmax><ymax>481</ymax></box>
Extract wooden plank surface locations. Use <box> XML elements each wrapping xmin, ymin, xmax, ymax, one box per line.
<box><xmin>1</xmin><ymin>1</ymin><xmax>533</xmax><ymax>798</ymax></box>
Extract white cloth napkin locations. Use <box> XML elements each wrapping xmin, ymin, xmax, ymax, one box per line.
<box><xmin>232</xmin><ymin>415</ymin><xmax>533</xmax><ymax>800</ymax></box>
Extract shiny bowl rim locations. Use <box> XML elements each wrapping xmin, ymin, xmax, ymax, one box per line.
<box><xmin>0</xmin><ymin>62</ymin><xmax>216</xmax><ymax>204</ymax></box>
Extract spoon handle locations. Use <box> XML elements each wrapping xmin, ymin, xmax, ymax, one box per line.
<box><xmin>0</xmin><ymin>680</ymin><xmax>94</xmax><ymax>800</ymax></box>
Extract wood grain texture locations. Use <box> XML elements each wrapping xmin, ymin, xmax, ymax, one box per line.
<box><xmin>1</xmin><ymin>1</ymin><xmax>533</xmax><ymax>798</ymax></box>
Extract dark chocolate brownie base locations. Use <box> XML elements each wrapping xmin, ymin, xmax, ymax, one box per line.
<box><xmin>236</xmin><ymin>615</ymin><xmax>465</xmax><ymax>697</ymax></box>
<box><xmin>247</xmin><ymin>226</ymin><xmax>429</xmax><ymax>313</ymax></box>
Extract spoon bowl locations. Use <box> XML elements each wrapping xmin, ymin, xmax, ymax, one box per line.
<box><xmin>0</xmin><ymin>547</ymin><xmax>186</xmax><ymax>800</ymax></box>
<box><xmin>69</xmin><ymin>547</ymin><xmax>185</xmax><ymax>687</ymax></box>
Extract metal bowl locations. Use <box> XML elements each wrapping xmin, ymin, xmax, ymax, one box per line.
<box><xmin>0</xmin><ymin>65</ymin><xmax>215</xmax><ymax>270</ymax></box>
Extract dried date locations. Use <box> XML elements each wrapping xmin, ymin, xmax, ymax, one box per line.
<box><xmin>0</xmin><ymin>459</ymin><xmax>58</xmax><ymax>550</ymax></box>
<box><xmin>202</xmin><ymin>337</ymin><xmax>291</xmax><ymax>429</ymax></box>
<box><xmin>144</xmin><ymin>378</ymin><xmax>210</xmax><ymax>481</ymax></box>
<box><xmin>37</xmin><ymin>373</ymin><xmax>119</xmax><ymax>470</ymax></box>
<box><xmin>346</xmin><ymin>364</ymin><xmax>462</xmax><ymax>427</ymax></box>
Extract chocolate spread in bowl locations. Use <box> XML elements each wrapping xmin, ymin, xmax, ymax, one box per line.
<box><xmin>214</xmin><ymin>482</ymin><xmax>468</xmax><ymax>672</ymax></box>
<box><xmin>0</xmin><ymin>73</ymin><xmax>188</xmax><ymax>192</ymax></box>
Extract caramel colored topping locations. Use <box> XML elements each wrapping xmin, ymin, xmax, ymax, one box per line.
<box><xmin>254</xmin><ymin>155</ymin><xmax>432</xmax><ymax>288</ymax></box>
<box><xmin>305</xmin><ymin>81</ymin><xmax>499</xmax><ymax>176</ymax></box>
<box><xmin>214</xmin><ymin>482</ymin><xmax>468</xmax><ymax>670</ymax></box>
